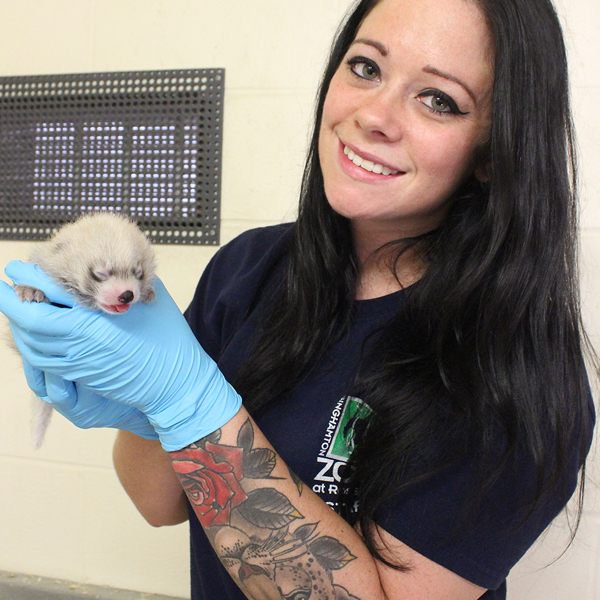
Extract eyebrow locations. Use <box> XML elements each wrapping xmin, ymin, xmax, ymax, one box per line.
<box><xmin>350</xmin><ymin>38</ymin><xmax>477</xmax><ymax>104</ymax></box>
<box><xmin>351</xmin><ymin>38</ymin><xmax>388</xmax><ymax>56</ymax></box>
<box><xmin>422</xmin><ymin>65</ymin><xmax>477</xmax><ymax>104</ymax></box>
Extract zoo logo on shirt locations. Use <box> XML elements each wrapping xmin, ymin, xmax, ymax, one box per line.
<box><xmin>312</xmin><ymin>396</ymin><xmax>372</xmax><ymax>511</ymax></box>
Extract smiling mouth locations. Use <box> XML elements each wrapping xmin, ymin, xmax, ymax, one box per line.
<box><xmin>343</xmin><ymin>145</ymin><xmax>402</xmax><ymax>176</ymax></box>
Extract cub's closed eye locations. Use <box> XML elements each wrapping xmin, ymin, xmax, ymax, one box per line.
<box><xmin>89</xmin><ymin>267</ymin><xmax>110</xmax><ymax>282</ymax></box>
<box><xmin>346</xmin><ymin>56</ymin><xmax>380</xmax><ymax>81</ymax></box>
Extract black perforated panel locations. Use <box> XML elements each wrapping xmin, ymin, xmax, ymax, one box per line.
<box><xmin>0</xmin><ymin>69</ymin><xmax>224</xmax><ymax>244</ymax></box>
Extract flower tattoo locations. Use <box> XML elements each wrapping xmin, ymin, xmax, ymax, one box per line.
<box><xmin>171</xmin><ymin>442</ymin><xmax>247</xmax><ymax>528</ymax></box>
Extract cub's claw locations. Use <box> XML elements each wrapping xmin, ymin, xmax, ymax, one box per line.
<box><xmin>14</xmin><ymin>284</ymin><xmax>51</xmax><ymax>304</ymax></box>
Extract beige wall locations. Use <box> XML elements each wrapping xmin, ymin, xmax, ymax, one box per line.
<box><xmin>0</xmin><ymin>1</ymin><xmax>597</xmax><ymax>598</ymax></box>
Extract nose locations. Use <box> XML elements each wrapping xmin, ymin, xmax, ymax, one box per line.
<box><xmin>118</xmin><ymin>291</ymin><xmax>134</xmax><ymax>304</ymax></box>
<box><xmin>355</xmin><ymin>88</ymin><xmax>404</xmax><ymax>142</ymax></box>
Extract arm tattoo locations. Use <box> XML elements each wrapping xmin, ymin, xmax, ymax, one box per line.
<box><xmin>171</xmin><ymin>418</ymin><xmax>361</xmax><ymax>600</ymax></box>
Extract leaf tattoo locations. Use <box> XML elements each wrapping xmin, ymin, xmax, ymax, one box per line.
<box><xmin>237</xmin><ymin>418</ymin><xmax>254</xmax><ymax>453</ymax></box>
<box><xmin>237</xmin><ymin>489</ymin><xmax>303</xmax><ymax>530</ymax></box>
<box><xmin>293</xmin><ymin>522</ymin><xmax>319</xmax><ymax>542</ymax></box>
<box><xmin>308</xmin><ymin>536</ymin><xmax>357</xmax><ymax>571</ymax></box>
<box><xmin>288</xmin><ymin>466</ymin><xmax>304</xmax><ymax>496</ymax></box>
<box><xmin>243</xmin><ymin>448</ymin><xmax>278</xmax><ymax>479</ymax></box>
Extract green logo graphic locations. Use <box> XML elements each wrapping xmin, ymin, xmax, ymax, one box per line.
<box><xmin>327</xmin><ymin>397</ymin><xmax>372</xmax><ymax>462</ymax></box>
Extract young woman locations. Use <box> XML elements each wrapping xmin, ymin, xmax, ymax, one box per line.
<box><xmin>0</xmin><ymin>0</ymin><xmax>595</xmax><ymax>598</ymax></box>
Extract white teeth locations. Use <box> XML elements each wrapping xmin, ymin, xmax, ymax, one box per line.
<box><xmin>361</xmin><ymin>160</ymin><xmax>374</xmax><ymax>172</ymax></box>
<box><xmin>343</xmin><ymin>145</ymin><xmax>398</xmax><ymax>175</ymax></box>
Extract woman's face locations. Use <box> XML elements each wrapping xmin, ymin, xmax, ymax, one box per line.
<box><xmin>319</xmin><ymin>0</ymin><xmax>494</xmax><ymax>241</ymax></box>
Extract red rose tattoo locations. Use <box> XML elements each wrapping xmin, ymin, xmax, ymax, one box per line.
<box><xmin>171</xmin><ymin>442</ymin><xmax>247</xmax><ymax>528</ymax></box>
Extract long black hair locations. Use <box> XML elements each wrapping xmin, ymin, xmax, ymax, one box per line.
<box><xmin>234</xmin><ymin>0</ymin><xmax>595</xmax><ymax>565</ymax></box>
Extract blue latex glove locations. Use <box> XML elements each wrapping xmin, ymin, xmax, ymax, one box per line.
<box><xmin>47</xmin><ymin>376</ymin><xmax>160</xmax><ymax>438</ymax></box>
<box><xmin>1</xmin><ymin>261</ymin><xmax>242</xmax><ymax>451</ymax></box>
<box><xmin>21</xmin><ymin>358</ymin><xmax>158</xmax><ymax>438</ymax></box>
<box><xmin>20</xmin><ymin>356</ymin><xmax>49</xmax><ymax>399</ymax></box>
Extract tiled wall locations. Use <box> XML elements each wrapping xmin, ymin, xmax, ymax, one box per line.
<box><xmin>0</xmin><ymin>1</ymin><xmax>597</xmax><ymax>598</ymax></box>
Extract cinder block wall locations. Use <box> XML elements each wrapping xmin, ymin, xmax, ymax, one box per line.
<box><xmin>0</xmin><ymin>1</ymin><xmax>597</xmax><ymax>598</ymax></box>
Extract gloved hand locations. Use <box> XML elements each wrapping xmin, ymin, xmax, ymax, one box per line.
<box><xmin>0</xmin><ymin>261</ymin><xmax>242</xmax><ymax>451</ymax></box>
<box><xmin>46</xmin><ymin>376</ymin><xmax>160</xmax><ymax>438</ymax></box>
<box><xmin>21</xmin><ymin>359</ymin><xmax>158</xmax><ymax>438</ymax></box>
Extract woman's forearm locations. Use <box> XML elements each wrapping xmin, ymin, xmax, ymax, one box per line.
<box><xmin>169</xmin><ymin>406</ymin><xmax>384</xmax><ymax>600</ymax></box>
<box><xmin>113</xmin><ymin>430</ymin><xmax>188</xmax><ymax>527</ymax></box>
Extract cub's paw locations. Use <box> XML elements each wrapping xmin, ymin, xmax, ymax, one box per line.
<box><xmin>14</xmin><ymin>284</ymin><xmax>50</xmax><ymax>304</ymax></box>
<box><xmin>141</xmin><ymin>286</ymin><xmax>156</xmax><ymax>303</ymax></box>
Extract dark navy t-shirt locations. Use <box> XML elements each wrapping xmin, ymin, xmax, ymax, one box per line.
<box><xmin>184</xmin><ymin>223</ymin><xmax>589</xmax><ymax>600</ymax></box>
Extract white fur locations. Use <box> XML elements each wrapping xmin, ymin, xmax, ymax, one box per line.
<box><xmin>29</xmin><ymin>212</ymin><xmax>156</xmax><ymax>312</ymax></box>
<box><xmin>30</xmin><ymin>396</ymin><xmax>53</xmax><ymax>451</ymax></box>
<box><xmin>11</xmin><ymin>212</ymin><xmax>156</xmax><ymax>449</ymax></box>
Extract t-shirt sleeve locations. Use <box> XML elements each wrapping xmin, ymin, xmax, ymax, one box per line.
<box><xmin>184</xmin><ymin>223</ymin><xmax>293</xmax><ymax>362</ymax></box>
